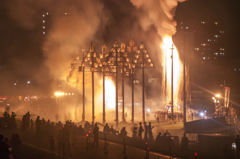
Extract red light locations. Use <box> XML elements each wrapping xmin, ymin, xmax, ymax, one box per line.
<box><xmin>195</xmin><ymin>152</ymin><xmax>197</xmax><ymax>156</ymax></box>
<box><xmin>147</xmin><ymin>148</ymin><xmax>149</xmax><ymax>150</ymax></box>
<box><xmin>145</xmin><ymin>143</ymin><xmax>148</xmax><ymax>145</ymax></box>
<box><xmin>89</xmin><ymin>131</ymin><xmax>91</xmax><ymax>133</ymax></box>
<box><xmin>63</xmin><ymin>125</ymin><xmax>64</xmax><ymax>128</ymax></box>
<box><xmin>1</xmin><ymin>116</ymin><xmax>3</xmax><ymax>118</ymax></box>
<box><xmin>86</xmin><ymin>134</ymin><xmax>88</xmax><ymax>137</ymax></box>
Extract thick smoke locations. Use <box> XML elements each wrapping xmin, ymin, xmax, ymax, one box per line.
<box><xmin>5</xmin><ymin>0</ymin><xmax>186</xmax><ymax>122</ymax></box>
<box><xmin>7</xmin><ymin>0</ymin><xmax>107</xmax><ymax>82</ymax></box>
<box><xmin>130</xmin><ymin>0</ymin><xmax>186</xmax><ymax>37</ymax></box>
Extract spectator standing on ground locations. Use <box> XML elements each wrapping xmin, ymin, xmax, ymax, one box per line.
<box><xmin>148</xmin><ymin>122</ymin><xmax>154</xmax><ymax>140</ymax></box>
<box><xmin>156</xmin><ymin>132</ymin><xmax>162</xmax><ymax>144</ymax></box>
<box><xmin>144</xmin><ymin>122</ymin><xmax>148</xmax><ymax>140</ymax></box>
<box><xmin>181</xmin><ymin>133</ymin><xmax>189</xmax><ymax>150</ymax></box>
<box><xmin>92</xmin><ymin>123</ymin><xmax>99</xmax><ymax>147</ymax></box>
<box><xmin>36</xmin><ymin>116</ymin><xmax>41</xmax><ymax>137</ymax></box>
<box><xmin>138</xmin><ymin>122</ymin><xmax>144</xmax><ymax>140</ymax></box>
<box><xmin>103</xmin><ymin>123</ymin><xmax>110</xmax><ymax>134</ymax></box>
<box><xmin>120</xmin><ymin>127</ymin><xmax>127</xmax><ymax>137</ymax></box>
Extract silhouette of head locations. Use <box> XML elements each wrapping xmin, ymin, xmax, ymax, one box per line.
<box><xmin>0</xmin><ymin>135</ymin><xmax>4</xmax><ymax>141</ymax></box>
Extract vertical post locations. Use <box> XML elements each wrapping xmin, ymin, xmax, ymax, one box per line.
<box><xmin>116</xmin><ymin>49</ymin><xmax>119</xmax><ymax>128</ymax></box>
<box><xmin>122</xmin><ymin>68</ymin><xmax>125</xmax><ymax>122</ymax></box>
<box><xmin>116</xmin><ymin>65</ymin><xmax>118</xmax><ymax>127</ymax></box>
<box><xmin>165</xmin><ymin>48</ymin><xmax>167</xmax><ymax>106</ymax></box>
<box><xmin>183</xmin><ymin>36</ymin><xmax>186</xmax><ymax>124</ymax></box>
<box><xmin>103</xmin><ymin>74</ymin><xmax>106</xmax><ymax>124</ymax></box>
<box><xmin>92</xmin><ymin>71</ymin><xmax>94</xmax><ymax>123</ymax></box>
<box><xmin>142</xmin><ymin>49</ymin><xmax>145</xmax><ymax>125</ymax></box>
<box><xmin>75</xmin><ymin>73</ymin><xmax>78</xmax><ymax>121</ymax></box>
<box><xmin>82</xmin><ymin>45</ymin><xmax>86</xmax><ymax>122</ymax></box>
<box><xmin>92</xmin><ymin>49</ymin><xmax>95</xmax><ymax>123</ymax></box>
<box><xmin>222</xmin><ymin>80</ymin><xmax>225</xmax><ymax>116</ymax></box>
<box><xmin>82</xmin><ymin>68</ymin><xmax>85</xmax><ymax>122</ymax></box>
<box><xmin>132</xmin><ymin>51</ymin><xmax>134</xmax><ymax>124</ymax></box>
<box><xmin>171</xmin><ymin>43</ymin><xmax>174</xmax><ymax>116</ymax></box>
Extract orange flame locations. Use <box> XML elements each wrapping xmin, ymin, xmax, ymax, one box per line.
<box><xmin>162</xmin><ymin>35</ymin><xmax>183</xmax><ymax>111</ymax></box>
<box><xmin>105</xmin><ymin>77</ymin><xmax>116</xmax><ymax>109</ymax></box>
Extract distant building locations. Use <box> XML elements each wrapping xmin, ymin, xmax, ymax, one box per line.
<box><xmin>174</xmin><ymin>18</ymin><xmax>227</xmax><ymax>111</ymax></box>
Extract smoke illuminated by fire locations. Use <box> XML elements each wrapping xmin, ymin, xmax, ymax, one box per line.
<box><xmin>5</xmin><ymin>0</ymin><xmax>187</xmax><ymax>122</ymax></box>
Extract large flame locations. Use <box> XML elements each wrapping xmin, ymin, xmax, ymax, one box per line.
<box><xmin>105</xmin><ymin>77</ymin><xmax>116</xmax><ymax>109</ymax></box>
<box><xmin>162</xmin><ymin>35</ymin><xmax>183</xmax><ymax>111</ymax></box>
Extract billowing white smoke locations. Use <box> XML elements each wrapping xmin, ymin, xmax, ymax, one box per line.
<box><xmin>130</xmin><ymin>0</ymin><xmax>186</xmax><ymax>37</ymax></box>
<box><xmin>130</xmin><ymin>0</ymin><xmax>187</xmax><ymax>110</ymax></box>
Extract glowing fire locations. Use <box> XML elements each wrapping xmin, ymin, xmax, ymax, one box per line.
<box><xmin>105</xmin><ymin>77</ymin><xmax>116</xmax><ymax>109</ymax></box>
<box><xmin>162</xmin><ymin>35</ymin><xmax>183</xmax><ymax>109</ymax></box>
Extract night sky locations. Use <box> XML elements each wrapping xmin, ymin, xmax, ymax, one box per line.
<box><xmin>0</xmin><ymin>0</ymin><xmax>240</xmax><ymax>96</ymax></box>
<box><xmin>176</xmin><ymin>0</ymin><xmax>240</xmax><ymax>59</ymax></box>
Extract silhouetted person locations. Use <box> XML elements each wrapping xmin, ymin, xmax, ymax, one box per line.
<box><xmin>0</xmin><ymin>134</ymin><xmax>9</xmax><ymax>159</ymax></box>
<box><xmin>144</xmin><ymin>122</ymin><xmax>148</xmax><ymax>140</ymax></box>
<box><xmin>84</xmin><ymin>121</ymin><xmax>90</xmax><ymax>132</ymax></box>
<box><xmin>10</xmin><ymin>112</ymin><xmax>16</xmax><ymax>129</ymax></box>
<box><xmin>164</xmin><ymin>130</ymin><xmax>171</xmax><ymax>136</ymax></box>
<box><xmin>103</xmin><ymin>123</ymin><xmax>110</xmax><ymax>134</ymax></box>
<box><xmin>119</xmin><ymin>127</ymin><xmax>127</xmax><ymax>137</ymax></box>
<box><xmin>235</xmin><ymin>135</ymin><xmax>240</xmax><ymax>158</ymax></box>
<box><xmin>138</xmin><ymin>122</ymin><xmax>144</xmax><ymax>140</ymax></box>
<box><xmin>156</xmin><ymin>132</ymin><xmax>162</xmax><ymax>144</ymax></box>
<box><xmin>36</xmin><ymin>116</ymin><xmax>41</xmax><ymax>137</ymax></box>
<box><xmin>92</xmin><ymin>123</ymin><xmax>99</xmax><ymax>147</ymax></box>
<box><xmin>132</xmin><ymin>127</ymin><xmax>137</xmax><ymax>138</ymax></box>
<box><xmin>148</xmin><ymin>122</ymin><xmax>154</xmax><ymax>140</ymax></box>
<box><xmin>181</xmin><ymin>133</ymin><xmax>189</xmax><ymax>150</ymax></box>
<box><xmin>64</xmin><ymin>122</ymin><xmax>70</xmax><ymax>145</ymax></box>
<box><xmin>79</xmin><ymin>125</ymin><xmax>84</xmax><ymax>135</ymax></box>
<box><xmin>48</xmin><ymin>136</ymin><xmax>55</xmax><ymax>155</ymax></box>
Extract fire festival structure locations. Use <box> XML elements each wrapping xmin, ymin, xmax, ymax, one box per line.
<box><xmin>67</xmin><ymin>39</ymin><xmax>155</xmax><ymax>126</ymax></box>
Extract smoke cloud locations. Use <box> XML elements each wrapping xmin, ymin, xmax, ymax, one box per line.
<box><xmin>4</xmin><ymin>0</ymin><xmax>186</xmax><ymax>121</ymax></box>
<box><xmin>130</xmin><ymin>0</ymin><xmax>186</xmax><ymax>37</ymax></box>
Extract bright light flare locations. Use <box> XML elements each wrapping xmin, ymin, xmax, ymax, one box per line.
<box><xmin>215</xmin><ymin>94</ymin><xmax>220</xmax><ymax>98</ymax></box>
<box><xmin>199</xmin><ymin>112</ymin><xmax>204</xmax><ymax>117</ymax></box>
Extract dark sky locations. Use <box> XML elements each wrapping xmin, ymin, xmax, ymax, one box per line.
<box><xmin>176</xmin><ymin>0</ymin><xmax>240</xmax><ymax>59</ymax></box>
